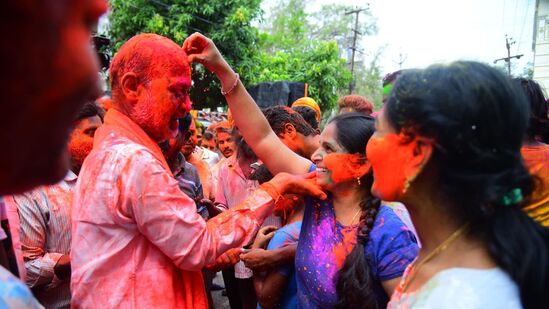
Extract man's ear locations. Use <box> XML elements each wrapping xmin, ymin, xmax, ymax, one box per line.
<box><xmin>120</xmin><ymin>72</ymin><xmax>140</xmax><ymax>103</ymax></box>
<box><xmin>283</xmin><ymin>123</ymin><xmax>297</xmax><ymax>139</ymax></box>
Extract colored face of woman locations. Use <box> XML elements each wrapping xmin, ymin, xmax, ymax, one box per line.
<box><xmin>310</xmin><ymin>123</ymin><xmax>347</xmax><ymax>190</ymax></box>
<box><xmin>367</xmin><ymin>109</ymin><xmax>430</xmax><ymax>201</ymax></box>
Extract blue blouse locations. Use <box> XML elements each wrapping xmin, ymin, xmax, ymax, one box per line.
<box><xmin>295</xmin><ymin>167</ymin><xmax>418</xmax><ymax>308</ymax></box>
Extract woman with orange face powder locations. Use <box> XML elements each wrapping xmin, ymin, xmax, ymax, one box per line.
<box><xmin>366</xmin><ymin>62</ymin><xmax>548</xmax><ymax>309</ymax></box>
<box><xmin>184</xmin><ymin>33</ymin><xmax>418</xmax><ymax>309</ymax></box>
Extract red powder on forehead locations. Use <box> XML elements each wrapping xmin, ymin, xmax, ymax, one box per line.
<box><xmin>110</xmin><ymin>34</ymin><xmax>191</xmax><ymax>95</ymax></box>
<box><xmin>323</xmin><ymin>153</ymin><xmax>371</xmax><ymax>183</ymax></box>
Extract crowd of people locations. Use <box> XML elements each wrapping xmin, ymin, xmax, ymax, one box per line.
<box><xmin>0</xmin><ymin>1</ymin><xmax>548</xmax><ymax>309</ymax></box>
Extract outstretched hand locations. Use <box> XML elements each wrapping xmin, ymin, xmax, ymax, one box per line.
<box><xmin>269</xmin><ymin>172</ymin><xmax>327</xmax><ymax>200</ymax></box>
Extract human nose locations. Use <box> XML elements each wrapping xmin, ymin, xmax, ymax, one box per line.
<box><xmin>310</xmin><ymin>148</ymin><xmax>322</xmax><ymax>164</ymax></box>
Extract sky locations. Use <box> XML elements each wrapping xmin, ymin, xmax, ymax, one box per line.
<box><xmin>262</xmin><ymin>0</ymin><xmax>537</xmax><ymax>76</ymax></box>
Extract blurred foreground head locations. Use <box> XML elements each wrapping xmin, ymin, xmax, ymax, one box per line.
<box><xmin>0</xmin><ymin>0</ymin><xmax>108</xmax><ymax>195</ymax></box>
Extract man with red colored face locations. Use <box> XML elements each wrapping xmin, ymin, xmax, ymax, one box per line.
<box><xmin>70</xmin><ymin>33</ymin><xmax>325</xmax><ymax>308</ymax></box>
<box><xmin>0</xmin><ymin>0</ymin><xmax>107</xmax><ymax>307</ymax></box>
<box><xmin>5</xmin><ymin>101</ymin><xmax>103</xmax><ymax>308</ymax></box>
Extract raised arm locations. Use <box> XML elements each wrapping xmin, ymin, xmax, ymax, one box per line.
<box><xmin>183</xmin><ymin>33</ymin><xmax>312</xmax><ymax>175</ymax></box>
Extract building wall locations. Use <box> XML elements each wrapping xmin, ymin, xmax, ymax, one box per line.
<box><xmin>533</xmin><ymin>0</ymin><xmax>549</xmax><ymax>93</ymax></box>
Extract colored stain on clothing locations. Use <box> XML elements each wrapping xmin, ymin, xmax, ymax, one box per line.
<box><xmin>521</xmin><ymin>144</ymin><xmax>549</xmax><ymax>226</ymax></box>
<box><xmin>296</xmin><ymin>165</ymin><xmax>418</xmax><ymax>308</ymax></box>
<box><xmin>70</xmin><ymin>109</ymin><xmax>275</xmax><ymax>308</ymax></box>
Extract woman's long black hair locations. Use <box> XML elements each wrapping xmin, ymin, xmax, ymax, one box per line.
<box><xmin>329</xmin><ymin>113</ymin><xmax>382</xmax><ymax>309</ymax></box>
<box><xmin>386</xmin><ymin>61</ymin><xmax>549</xmax><ymax>309</ymax></box>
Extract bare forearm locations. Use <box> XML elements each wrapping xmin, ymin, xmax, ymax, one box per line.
<box><xmin>268</xmin><ymin>244</ymin><xmax>297</xmax><ymax>268</ymax></box>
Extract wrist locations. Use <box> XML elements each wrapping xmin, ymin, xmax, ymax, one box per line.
<box><xmin>215</xmin><ymin>61</ymin><xmax>236</xmax><ymax>85</ymax></box>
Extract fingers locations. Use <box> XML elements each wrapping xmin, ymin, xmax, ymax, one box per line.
<box><xmin>303</xmin><ymin>171</ymin><xmax>317</xmax><ymax>180</ymax></box>
<box><xmin>265</xmin><ymin>231</ymin><xmax>276</xmax><ymax>240</ymax></box>
<box><xmin>182</xmin><ymin>32</ymin><xmax>206</xmax><ymax>54</ymax></box>
<box><xmin>303</xmin><ymin>181</ymin><xmax>327</xmax><ymax>200</ymax></box>
<box><xmin>187</xmin><ymin>54</ymin><xmax>205</xmax><ymax>65</ymax></box>
<box><xmin>285</xmin><ymin>178</ymin><xmax>327</xmax><ymax>200</ymax></box>
<box><xmin>259</xmin><ymin>225</ymin><xmax>278</xmax><ymax>235</ymax></box>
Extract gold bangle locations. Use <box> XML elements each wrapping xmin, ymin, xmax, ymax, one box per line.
<box><xmin>221</xmin><ymin>73</ymin><xmax>240</xmax><ymax>96</ymax></box>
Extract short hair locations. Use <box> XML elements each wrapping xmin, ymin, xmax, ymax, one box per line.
<box><xmin>109</xmin><ymin>34</ymin><xmax>188</xmax><ymax>102</ymax></box>
<box><xmin>75</xmin><ymin>100</ymin><xmax>104</xmax><ymax>121</ymax></box>
<box><xmin>203</xmin><ymin>131</ymin><xmax>216</xmax><ymax>141</ymax></box>
<box><xmin>513</xmin><ymin>78</ymin><xmax>549</xmax><ymax>142</ymax></box>
<box><xmin>262</xmin><ymin>106</ymin><xmax>316</xmax><ymax>137</ymax></box>
<box><xmin>292</xmin><ymin>106</ymin><xmax>319</xmax><ymax>130</ymax></box>
<box><xmin>382</xmin><ymin>70</ymin><xmax>404</xmax><ymax>87</ymax></box>
<box><xmin>338</xmin><ymin>95</ymin><xmax>374</xmax><ymax>115</ymax></box>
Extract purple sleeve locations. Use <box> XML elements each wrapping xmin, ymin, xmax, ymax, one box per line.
<box><xmin>366</xmin><ymin>206</ymin><xmax>419</xmax><ymax>281</ymax></box>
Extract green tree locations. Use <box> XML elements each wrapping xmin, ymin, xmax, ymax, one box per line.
<box><xmin>252</xmin><ymin>0</ymin><xmax>381</xmax><ymax>111</ymax></box>
<box><xmin>249</xmin><ymin>0</ymin><xmax>353</xmax><ymax>111</ymax></box>
<box><xmin>108</xmin><ymin>0</ymin><xmax>262</xmax><ymax>109</ymax></box>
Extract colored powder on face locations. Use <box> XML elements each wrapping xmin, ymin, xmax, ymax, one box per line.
<box><xmin>68</xmin><ymin>132</ymin><xmax>94</xmax><ymax>173</ymax></box>
<box><xmin>323</xmin><ymin>153</ymin><xmax>371</xmax><ymax>183</ymax></box>
<box><xmin>366</xmin><ymin>133</ymin><xmax>427</xmax><ymax>201</ymax></box>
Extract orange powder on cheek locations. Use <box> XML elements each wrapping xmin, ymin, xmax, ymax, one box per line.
<box><xmin>323</xmin><ymin>153</ymin><xmax>371</xmax><ymax>183</ymax></box>
<box><xmin>366</xmin><ymin>133</ymin><xmax>419</xmax><ymax>201</ymax></box>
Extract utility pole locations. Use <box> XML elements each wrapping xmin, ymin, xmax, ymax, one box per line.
<box><xmin>393</xmin><ymin>52</ymin><xmax>408</xmax><ymax>70</ymax></box>
<box><xmin>345</xmin><ymin>6</ymin><xmax>368</xmax><ymax>94</ymax></box>
<box><xmin>494</xmin><ymin>35</ymin><xmax>523</xmax><ymax>75</ymax></box>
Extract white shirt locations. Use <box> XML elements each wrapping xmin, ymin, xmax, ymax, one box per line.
<box><xmin>388</xmin><ymin>267</ymin><xmax>522</xmax><ymax>309</ymax></box>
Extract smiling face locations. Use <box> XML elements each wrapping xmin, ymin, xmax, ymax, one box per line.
<box><xmin>113</xmin><ymin>35</ymin><xmax>192</xmax><ymax>143</ymax></box>
<box><xmin>0</xmin><ymin>0</ymin><xmax>108</xmax><ymax>194</ymax></box>
<box><xmin>311</xmin><ymin>122</ymin><xmax>349</xmax><ymax>191</ymax></box>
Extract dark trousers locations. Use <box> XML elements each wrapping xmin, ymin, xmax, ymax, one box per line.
<box><xmin>222</xmin><ymin>267</ymin><xmax>257</xmax><ymax>309</ymax></box>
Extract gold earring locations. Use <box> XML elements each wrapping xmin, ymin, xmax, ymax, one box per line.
<box><xmin>357</xmin><ymin>177</ymin><xmax>361</xmax><ymax>186</ymax></box>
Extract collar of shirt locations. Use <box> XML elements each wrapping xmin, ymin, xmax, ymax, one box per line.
<box><xmin>226</xmin><ymin>155</ymin><xmax>249</xmax><ymax>180</ymax></box>
<box><xmin>65</xmin><ymin>170</ymin><xmax>78</xmax><ymax>183</ymax></box>
<box><xmin>95</xmin><ymin>108</ymin><xmax>172</xmax><ymax>175</ymax></box>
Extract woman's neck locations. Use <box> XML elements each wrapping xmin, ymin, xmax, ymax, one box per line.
<box><xmin>331</xmin><ymin>183</ymin><xmax>365</xmax><ymax>225</ymax></box>
<box><xmin>405</xmin><ymin>189</ymin><xmax>495</xmax><ymax>271</ymax></box>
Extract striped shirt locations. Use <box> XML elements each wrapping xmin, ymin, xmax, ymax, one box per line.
<box><xmin>213</xmin><ymin>156</ymin><xmax>281</xmax><ymax>278</ymax></box>
<box><xmin>7</xmin><ymin>171</ymin><xmax>76</xmax><ymax>309</ymax></box>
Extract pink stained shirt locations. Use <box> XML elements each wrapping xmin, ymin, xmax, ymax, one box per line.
<box><xmin>71</xmin><ymin>109</ymin><xmax>275</xmax><ymax>309</ymax></box>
